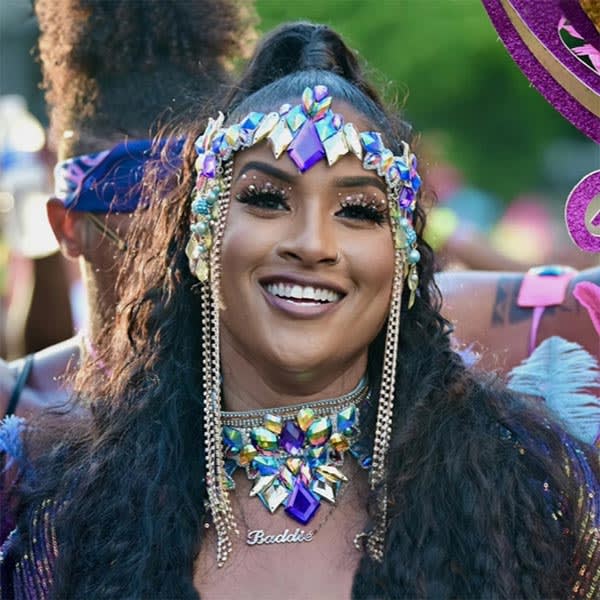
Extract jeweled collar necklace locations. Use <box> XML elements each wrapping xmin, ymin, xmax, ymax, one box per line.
<box><xmin>220</xmin><ymin>378</ymin><xmax>371</xmax><ymax>545</ymax></box>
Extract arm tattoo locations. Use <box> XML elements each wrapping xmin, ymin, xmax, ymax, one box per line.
<box><xmin>491</xmin><ymin>275</ymin><xmax>579</xmax><ymax>327</ymax></box>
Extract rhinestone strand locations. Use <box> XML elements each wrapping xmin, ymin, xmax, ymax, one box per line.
<box><xmin>363</xmin><ymin>189</ymin><xmax>405</xmax><ymax>562</ymax></box>
<box><xmin>222</xmin><ymin>378</ymin><xmax>368</xmax><ymax>430</ymax></box>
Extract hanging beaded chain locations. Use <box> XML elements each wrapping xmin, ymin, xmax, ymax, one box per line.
<box><xmin>197</xmin><ymin>160</ymin><xmax>240</xmax><ymax>567</ymax></box>
<box><xmin>188</xmin><ymin>85</ymin><xmax>422</xmax><ymax>566</ymax></box>
<box><xmin>219</xmin><ymin>380</ymin><xmax>371</xmax><ymax>532</ymax></box>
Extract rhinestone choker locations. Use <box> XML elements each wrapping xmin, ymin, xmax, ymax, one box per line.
<box><xmin>220</xmin><ymin>378</ymin><xmax>372</xmax><ymax>527</ymax></box>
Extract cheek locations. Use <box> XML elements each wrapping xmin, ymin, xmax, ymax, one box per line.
<box><xmin>347</xmin><ymin>230</ymin><xmax>395</xmax><ymax>299</ymax></box>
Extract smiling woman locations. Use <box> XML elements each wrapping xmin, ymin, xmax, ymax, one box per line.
<box><xmin>2</xmin><ymin>22</ymin><xmax>599</xmax><ymax>600</ymax></box>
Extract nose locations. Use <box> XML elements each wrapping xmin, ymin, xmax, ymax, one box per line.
<box><xmin>276</xmin><ymin>201</ymin><xmax>339</xmax><ymax>266</ymax></box>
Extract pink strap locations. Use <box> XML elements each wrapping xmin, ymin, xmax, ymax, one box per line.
<box><xmin>517</xmin><ymin>266</ymin><xmax>577</xmax><ymax>356</ymax></box>
<box><xmin>528</xmin><ymin>306</ymin><xmax>545</xmax><ymax>356</ymax></box>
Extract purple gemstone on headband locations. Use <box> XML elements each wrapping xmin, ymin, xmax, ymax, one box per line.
<box><xmin>287</xmin><ymin>120</ymin><xmax>325</xmax><ymax>172</ymax></box>
<box><xmin>398</xmin><ymin>186</ymin><xmax>415</xmax><ymax>208</ymax></box>
<box><xmin>280</xmin><ymin>421</ymin><xmax>305</xmax><ymax>453</ymax></box>
<box><xmin>285</xmin><ymin>481</ymin><xmax>320</xmax><ymax>524</ymax></box>
<box><xmin>313</xmin><ymin>85</ymin><xmax>329</xmax><ymax>102</ymax></box>
<box><xmin>411</xmin><ymin>154</ymin><xmax>418</xmax><ymax>171</ymax></box>
<box><xmin>201</xmin><ymin>153</ymin><xmax>217</xmax><ymax>178</ymax></box>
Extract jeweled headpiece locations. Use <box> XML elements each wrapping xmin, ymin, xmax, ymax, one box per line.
<box><xmin>188</xmin><ymin>85</ymin><xmax>420</xmax><ymax>567</ymax></box>
<box><xmin>187</xmin><ymin>85</ymin><xmax>421</xmax><ymax>301</ymax></box>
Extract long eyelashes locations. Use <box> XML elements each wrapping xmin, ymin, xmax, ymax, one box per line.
<box><xmin>234</xmin><ymin>179</ymin><xmax>387</xmax><ymax>224</ymax></box>
<box><xmin>338</xmin><ymin>193</ymin><xmax>388</xmax><ymax>225</ymax></box>
<box><xmin>235</xmin><ymin>181</ymin><xmax>290</xmax><ymax>211</ymax></box>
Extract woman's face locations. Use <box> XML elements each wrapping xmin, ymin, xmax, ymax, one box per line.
<box><xmin>219</xmin><ymin>103</ymin><xmax>395</xmax><ymax>382</ymax></box>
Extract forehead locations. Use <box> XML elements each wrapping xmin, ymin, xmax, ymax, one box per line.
<box><xmin>231</xmin><ymin>102</ymin><xmax>387</xmax><ymax>189</ymax></box>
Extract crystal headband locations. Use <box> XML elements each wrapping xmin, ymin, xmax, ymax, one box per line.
<box><xmin>188</xmin><ymin>85</ymin><xmax>422</xmax><ymax>291</ymax></box>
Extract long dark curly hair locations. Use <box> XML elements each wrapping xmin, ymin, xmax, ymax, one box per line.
<box><xmin>35</xmin><ymin>0</ymin><xmax>256</xmax><ymax>157</ymax></box>
<box><xmin>17</xmin><ymin>22</ymin><xmax>598</xmax><ymax>599</ymax></box>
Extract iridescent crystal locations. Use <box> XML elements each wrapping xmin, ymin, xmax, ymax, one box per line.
<box><xmin>253</xmin><ymin>112</ymin><xmax>280</xmax><ymax>143</ymax></box>
<box><xmin>285</xmin><ymin>481</ymin><xmax>320</xmax><ymax>524</ymax></box>
<box><xmin>411</xmin><ymin>173</ymin><xmax>422</xmax><ymax>192</ymax></box>
<box><xmin>240</xmin><ymin>111</ymin><xmax>265</xmax><ymax>144</ymax></box>
<box><xmin>311</xmin><ymin>479</ymin><xmax>336</xmax><ymax>503</ymax></box>
<box><xmin>313</xmin><ymin>84</ymin><xmax>329</xmax><ymax>102</ymax></box>
<box><xmin>316</xmin><ymin>465</ymin><xmax>348</xmax><ymax>483</ymax></box>
<box><xmin>223</xmin><ymin>426</ymin><xmax>244</xmax><ymax>452</ymax></box>
<box><xmin>278</xmin><ymin>466</ymin><xmax>296</xmax><ymax>490</ymax></box>
<box><xmin>287</xmin><ymin>120</ymin><xmax>325</xmax><ymax>173</ymax></box>
<box><xmin>250</xmin><ymin>474</ymin><xmax>276</xmax><ymax>497</ymax></box>
<box><xmin>332</xmin><ymin>113</ymin><xmax>344</xmax><ymax>129</ymax></box>
<box><xmin>307</xmin><ymin>445</ymin><xmax>327</xmax><ymax>468</ymax></box>
<box><xmin>311</xmin><ymin>96</ymin><xmax>332</xmax><ymax>120</ymax></box>
<box><xmin>279</xmin><ymin>420</ymin><xmax>305</xmax><ymax>453</ymax></box>
<box><xmin>199</xmin><ymin>152</ymin><xmax>217</xmax><ymax>178</ymax></box>
<box><xmin>250</xmin><ymin>426</ymin><xmax>278</xmax><ymax>452</ymax></box>
<box><xmin>239</xmin><ymin>444</ymin><xmax>257</xmax><ymax>466</ymax></box>
<box><xmin>398</xmin><ymin>186</ymin><xmax>415</xmax><ymax>208</ymax></box>
<box><xmin>323</xmin><ymin>130</ymin><xmax>349</xmax><ymax>166</ymax></box>
<box><xmin>263</xmin><ymin>413</ymin><xmax>283</xmax><ymax>435</ymax></box>
<box><xmin>360</xmin><ymin>131</ymin><xmax>384</xmax><ymax>153</ymax></box>
<box><xmin>268</xmin><ymin>120</ymin><xmax>293</xmax><ymax>159</ymax></box>
<box><xmin>315</xmin><ymin>113</ymin><xmax>337</xmax><ymax>142</ymax></box>
<box><xmin>329</xmin><ymin>432</ymin><xmax>350</xmax><ymax>452</ymax></box>
<box><xmin>296</xmin><ymin>408</ymin><xmax>315</xmax><ymax>431</ymax></box>
<box><xmin>336</xmin><ymin>405</ymin><xmax>357</xmax><ymax>434</ymax></box>
<box><xmin>279</xmin><ymin>103</ymin><xmax>292</xmax><ymax>115</ymax></box>
<box><xmin>302</xmin><ymin>87</ymin><xmax>314</xmax><ymax>113</ymax></box>
<box><xmin>395</xmin><ymin>158</ymin><xmax>410</xmax><ymax>182</ymax></box>
<box><xmin>259</xmin><ymin>481</ymin><xmax>289</xmax><ymax>513</ymax></box>
<box><xmin>362</xmin><ymin>152</ymin><xmax>382</xmax><ymax>171</ymax></box>
<box><xmin>286</xmin><ymin>457</ymin><xmax>302</xmax><ymax>474</ymax></box>
<box><xmin>377</xmin><ymin>149</ymin><xmax>395</xmax><ymax>177</ymax></box>
<box><xmin>285</xmin><ymin>105</ymin><xmax>308</xmax><ymax>132</ymax></box>
<box><xmin>299</xmin><ymin>463</ymin><xmax>312</xmax><ymax>485</ymax></box>
<box><xmin>253</xmin><ymin>455</ymin><xmax>280</xmax><ymax>476</ymax></box>
<box><xmin>343</xmin><ymin>123</ymin><xmax>363</xmax><ymax>159</ymax></box>
<box><xmin>306</xmin><ymin>417</ymin><xmax>332</xmax><ymax>446</ymax></box>
<box><xmin>225</xmin><ymin>124</ymin><xmax>242</xmax><ymax>149</ymax></box>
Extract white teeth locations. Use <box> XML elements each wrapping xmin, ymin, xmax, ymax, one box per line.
<box><xmin>265</xmin><ymin>283</ymin><xmax>341</xmax><ymax>303</ymax></box>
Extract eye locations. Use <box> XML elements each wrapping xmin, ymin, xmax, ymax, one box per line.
<box><xmin>337</xmin><ymin>201</ymin><xmax>387</xmax><ymax>225</ymax></box>
<box><xmin>235</xmin><ymin>183</ymin><xmax>289</xmax><ymax>212</ymax></box>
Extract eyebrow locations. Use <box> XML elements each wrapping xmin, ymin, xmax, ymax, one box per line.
<box><xmin>236</xmin><ymin>160</ymin><xmax>387</xmax><ymax>193</ymax></box>
<box><xmin>236</xmin><ymin>161</ymin><xmax>295</xmax><ymax>183</ymax></box>
<box><xmin>334</xmin><ymin>175</ymin><xmax>387</xmax><ymax>194</ymax></box>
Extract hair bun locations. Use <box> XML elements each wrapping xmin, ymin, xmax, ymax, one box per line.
<box><xmin>233</xmin><ymin>22</ymin><xmax>364</xmax><ymax>100</ymax></box>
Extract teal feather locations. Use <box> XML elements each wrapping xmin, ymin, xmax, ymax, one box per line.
<box><xmin>507</xmin><ymin>336</ymin><xmax>600</xmax><ymax>445</ymax></box>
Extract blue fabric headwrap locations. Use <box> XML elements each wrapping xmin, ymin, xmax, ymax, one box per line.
<box><xmin>53</xmin><ymin>139</ymin><xmax>181</xmax><ymax>213</ymax></box>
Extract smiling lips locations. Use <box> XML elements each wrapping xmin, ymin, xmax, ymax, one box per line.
<box><xmin>262</xmin><ymin>280</ymin><xmax>344</xmax><ymax>317</ymax></box>
<box><xmin>265</xmin><ymin>282</ymin><xmax>342</xmax><ymax>303</ymax></box>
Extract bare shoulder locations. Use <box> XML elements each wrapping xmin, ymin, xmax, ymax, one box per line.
<box><xmin>3</xmin><ymin>337</ymin><xmax>81</xmax><ymax>419</ymax></box>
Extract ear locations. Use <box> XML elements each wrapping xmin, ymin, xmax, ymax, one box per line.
<box><xmin>46</xmin><ymin>198</ymin><xmax>85</xmax><ymax>259</ymax></box>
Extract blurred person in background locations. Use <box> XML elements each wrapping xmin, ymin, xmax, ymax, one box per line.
<box><xmin>0</xmin><ymin>95</ymin><xmax>74</xmax><ymax>359</ymax></box>
<box><xmin>0</xmin><ymin>0</ymin><xmax>256</xmax><ymax>420</ymax></box>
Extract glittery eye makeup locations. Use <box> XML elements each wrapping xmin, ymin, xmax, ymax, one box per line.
<box><xmin>235</xmin><ymin>178</ymin><xmax>290</xmax><ymax>212</ymax></box>
<box><xmin>337</xmin><ymin>192</ymin><xmax>388</xmax><ymax>225</ymax></box>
